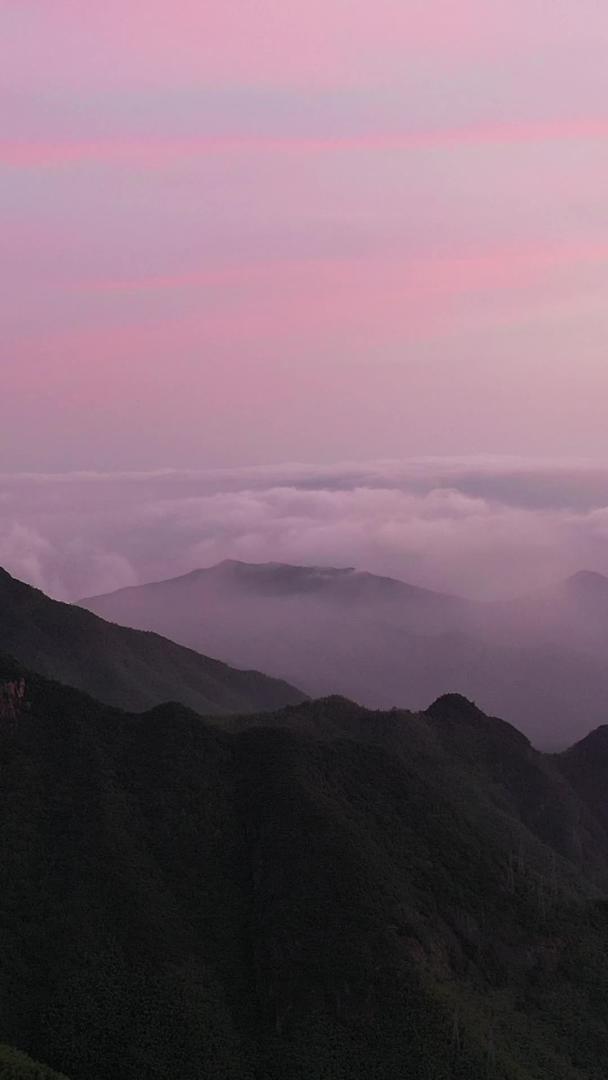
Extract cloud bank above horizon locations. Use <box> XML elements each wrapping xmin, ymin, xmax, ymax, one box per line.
<box><xmin>2</xmin><ymin>2</ymin><xmax>608</xmax><ymax>469</ymax></box>
<box><xmin>3</xmin><ymin>459</ymin><xmax>608</xmax><ymax>602</ymax></box>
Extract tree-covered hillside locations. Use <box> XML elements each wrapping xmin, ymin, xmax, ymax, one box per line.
<box><xmin>2</xmin><ymin>655</ymin><xmax>608</xmax><ymax>1078</ymax></box>
<box><xmin>0</xmin><ymin>1044</ymin><xmax>69</xmax><ymax>1080</ymax></box>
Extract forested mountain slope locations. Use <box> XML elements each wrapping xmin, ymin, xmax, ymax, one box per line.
<box><xmin>0</xmin><ymin>1043</ymin><xmax>69</xmax><ymax>1080</ymax></box>
<box><xmin>2</xmin><ymin>656</ymin><xmax>608</xmax><ymax>1078</ymax></box>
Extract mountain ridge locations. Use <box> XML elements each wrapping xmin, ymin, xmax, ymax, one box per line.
<box><xmin>81</xmin><ymin>559</ymin><xmax>608</xmax><ymax>747</ymax></box>
<box><xmin>0</xmin><ymin>567</ymin><xmax>306</xmax><ymax>716</ymax></box>
<box><xmin>2</xmin><ymin>655</ymin><xmax>608</xmax><ymax>1078</ymax></box>
<box><xmin>82</xmin><ymin>558</ymin><xmax>463</xmax><ymax>605</ymax></box>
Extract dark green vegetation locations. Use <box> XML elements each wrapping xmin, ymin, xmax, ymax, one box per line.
<box><xmin>0</xmin><ymin>568</ymin><xmax>305</xmax><ymax>715</ymax></box>
<box><xmin>3</xmin><ymin>656</ymin><xmax>608</xmax><ymax>1078</ymax></box>
<box><xmin>0</xmin><ymin>1044</ymin><xmax>68</xmax><ymax>1080</ymax></box>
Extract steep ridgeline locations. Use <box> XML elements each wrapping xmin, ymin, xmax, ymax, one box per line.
<box><xmin>0</xmin><ymin>568</ymin><xmax>305</xmax><ymax>715</ymax></box>
<box><xmin>3</xmin><ymin>657</ymin><xmax>608</xmax><ymax>1079</ymax></box>
<box><xmin>82</xmin><ymin>560</ymin><xmax>608</xmax><ymax>747</ymax></box>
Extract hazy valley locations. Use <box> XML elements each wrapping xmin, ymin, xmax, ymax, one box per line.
<box><xmin>83</xmin><ymin>559</ymin><xmax>608</xmax><ymax>748</ymax></box>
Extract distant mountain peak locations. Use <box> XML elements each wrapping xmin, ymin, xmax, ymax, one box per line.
<box><xmin>213</xmin><ymin>558</ymin><xmax>356</xmax><ymax>575</ymax></box>
<box><xmin>565</xmin><ymin>723</ymin><xmax>608</xmax><ymax>756</ymax></box>
<box><xmin>426</xmin><ymin>693</ymin><xmax>482</xmax><ymax>719</ymax></box>
<box><xmin>0</xmin><ymin>568</ymin><xmax>306</xmax><ymax>715</ymax></box>
<box><xmin>426</xmin><ymin>693</ymin><xmax>531</xmax><ymax>750</ymax></box>
<box><xmin>564</xmin><ymin>569</ymin><xmax>608</xmax><ymax>591</ymax></box>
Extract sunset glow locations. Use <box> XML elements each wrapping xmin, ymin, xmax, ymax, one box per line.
<box><xmin>3</xmin><ymin>2</ymin><xmax>608</xmax><ymax>469</ymax></box>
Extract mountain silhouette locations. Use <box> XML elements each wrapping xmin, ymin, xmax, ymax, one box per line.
<box><xmin>2</xmin><ymin>654</ymin><xmax>608</xmax><ymax>1078</ymax></box>
<box><xmin>83</xmin><ymin>560</ymin><xmax>608</xmax><ymax>747</ymax></box>
<box><xmin>0</xmin><ymin>567</ymin><xmax>305</xmax><ymax>716</ymax></box>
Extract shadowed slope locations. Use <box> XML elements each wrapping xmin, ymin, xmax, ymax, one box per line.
<box><xmin>0</xmin><ymin>1045</ymin><xmax>69</xmax><ymax>1080</ymax></box>
<box><xmin>0</xmin><ymin>567</ymin><xmax>305</xmax><ymax>715</ymax></box>
<box><xmin>2</xmin><ymin>658</ymin><xmax>608</xmax><ymax>1078</ymax></box>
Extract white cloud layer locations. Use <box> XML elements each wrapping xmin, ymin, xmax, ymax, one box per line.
<box><xmin>1</xmin><ymin>458</ymin><xmax>608</xmax><ymax>601</ymax></box>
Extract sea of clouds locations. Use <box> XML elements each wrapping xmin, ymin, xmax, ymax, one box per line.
<box><xmin>2</xmin><ymin>458</ymin><xmax>608</xmax><ymax>602</ymax></box>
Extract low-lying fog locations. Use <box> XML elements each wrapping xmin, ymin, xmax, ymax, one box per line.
<box><xmin>2</xmin><ymin>457</ymin><xmax>608</xmax><ymax>602</ymax></box>
<box><xmin>4</xmin><ymin>458</ymin><xmax>608</xmax><ymax>748</ymax></box>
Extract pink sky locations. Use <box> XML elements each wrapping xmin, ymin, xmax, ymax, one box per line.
<box><xmin>2</xmin><ymin>1</ymin><xmax>608</xmax><ymax>470</ymax></box>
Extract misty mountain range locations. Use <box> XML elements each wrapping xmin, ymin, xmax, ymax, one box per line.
<box><xmin>0</xmin><ymin>567</ymin><xmax>305</xmax><ymax>717</ymax></box>
<box><xmin>82</xmin><ymin>559</ymin><xmax>608</xmax><ymax>748</ymax></box>
<box><xmin>4</xmin><ymin>563</ymin><xmax>608</xmax><ymax>1075</ymax></box>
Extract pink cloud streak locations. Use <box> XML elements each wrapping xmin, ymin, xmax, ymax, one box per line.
<box><xmin>71</xmin><ymin>239</ymin><xmax>608</xmax><ymax>300</ymax></box>
<box><xmin>3</xmin><ymin>119</ymin><xmax>608</xmax><ymax>169</ymax></box>
<box><xmin>3</xmin><ymin>0</ymin><xmax>608</xmax><ymax>470</ymax></box>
